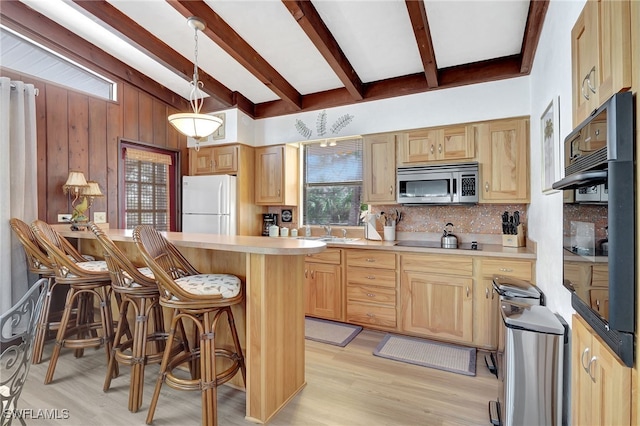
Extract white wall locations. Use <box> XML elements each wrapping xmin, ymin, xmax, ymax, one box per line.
<box><xmin>253</xmin><ymin>77</ymin><xmax>530</xmax><ymax>146</ymax></box>
<box><xmin>527</xmin><ymin>0</ymin><xmax>586</xmax><ymax>322</ymax></box>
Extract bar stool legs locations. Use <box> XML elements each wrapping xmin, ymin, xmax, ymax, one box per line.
<box><xmin>104</xmin><ymin>294</ymin><xmax>178</xmax><ymax>413</ymax></box>
<box><xmin>145</xmin><ymin>306</ymin><xmax>245</xmax><ymax>426</ymax></box>
<box><xmin>44</xmin><ymin>284</ymin><xmax>115</xmax><ymax>385</ymax></box>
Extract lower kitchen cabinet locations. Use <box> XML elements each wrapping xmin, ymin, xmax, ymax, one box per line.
<box><xmin>474</xmin><ymin>258</ymin><xmax>535</xmax><ymax>349</ymax></box>
<box><xmin>346</xmin><ymin>250</ymin><xmax>398</xmax><ymax>330</ymax></box>
<box><xmin>304</xmin><ymin>248</ymin><xmax>342</xmax><ymax>321</ymax></box>
<box><xmin>400</xmin><ymin>254</ymin><xmax>473</xmax><ymax>344</ymax></box>
<box><xmin>572</xmin><ymin>314</ymin><xmax>630</xmax><ymax>426</ymax></box>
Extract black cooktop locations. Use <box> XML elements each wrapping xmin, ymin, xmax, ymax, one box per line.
<box><xmin>395</xmin><ymin>240</ymin><xmax>481</xmax><ymax>251</ymax></box>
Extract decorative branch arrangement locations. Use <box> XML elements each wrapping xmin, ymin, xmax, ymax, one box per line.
<box><xmin>295</xmin><ymin>110</ymin><xmax>355</xmax><ymax>139</ymax></box>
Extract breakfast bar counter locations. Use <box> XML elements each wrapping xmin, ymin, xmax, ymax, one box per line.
<box><xmin>54</xmin><ymin>226</ymin><xmax>326</xmax><ymax>424</ymax></box>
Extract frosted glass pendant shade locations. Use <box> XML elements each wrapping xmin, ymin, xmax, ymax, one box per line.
<box><xmin>168</xmin><ymin>113</ymin><xmax>223</xmax><ymax>141</ymax></box>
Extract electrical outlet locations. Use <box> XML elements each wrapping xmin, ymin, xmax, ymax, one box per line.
<box><xmin>58</xmin><ymin>214</ymin><xmax>72</xmax><ymax>223</ymax></box>
<box><xmin>94</xmin><ymin>212</ymin><xmax>107</xmax><ymax>224</ymax></box>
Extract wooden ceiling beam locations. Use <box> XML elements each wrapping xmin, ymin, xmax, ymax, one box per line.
<box><xmin>0</xmin><ymin>0</ymin><xmax>187</xmax><ymax>110</ymax></box>
<box><xmin>282</xmin><ymin>0</ymin><xmax>364</xmax><ymax>100</ymax></box>
<box><xmin>520</xmin><ymin>0</ymin><xmax>550</xmax><ymax>74</ymax></box>
<box><xmin>71</xmin><ymin>0</ymin><xmax>235</xmax><ymax>107</ymax></box>
<box><xmin>405</xmin><ymin>0</ymin><xmax>439</xmax><ymax>88</ymax></box>
<box><xmin>167</xmin><ymin>0</ymin><xmax>302</xmax><ymax>111</ymax></box>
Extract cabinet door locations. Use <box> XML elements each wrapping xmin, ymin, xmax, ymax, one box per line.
<box><xmin>571</xmin><ymin>2</ymin><xmax>598</xmax><ymax>126</ymax></box>
<box><xmin>363</xmin><ymin>133</ymin><xmax>396</xmax><ymax>204</ymax></box>
<box><xmin>473</xmin><ymin>277</ymin><xmax>498</xmax><ymax>349</ymax></box>
<box><xmin>305</xmin><ymin>263</ymin><xmax>342</xmax><ymax>320</ymax></box>
<box><xmin>572</xmin><ymin>315</ymin><xmax>595</xmax><ymax>426</ymax></box>
<box><xmin>441</xmin><ymin>125</ymin><xmax>474</xmax><ymax>161</ymax></box>
<box><xmin>255</xmin><ymin>145</ymin><xmax>284</xmax><ymax>204</ymax></box>
<box><xmin>402</xmin><ymin>129</ymin><xmax>442</xmax><ymax>163</ymax></box>
<box><xmin>478</xmin><ymin>118</ymin><xmax>529</xmax><ymax>203</ymax></box>
<box><xmin>590</xmin><ymin>333</ymin><xmax>631</xmax><ymax>425</ymax></box>
<box><xmin>213</xmin><ymin>145</ymin><xmax>238</xmax><ymax>174</ymax></box>
<box><xmin>190</xmin><ymin>146</ymin><xmax>215</xmax><ymax>175</ymax></box>
<box><xmin>401</xmin><ymin>271</ymin><xmax>473</xmax><ymax>343</ymax></box>
<box><xmin>593</xmin><ymin>0</ymin><xmax>632</xmax><ymax>113</ymax></box>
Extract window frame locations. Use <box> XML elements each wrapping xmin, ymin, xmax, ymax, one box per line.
<box><xmin>301</xmin><ymin>138</ymin><xmax>364</xmax><ymax>227</ymax></box>
<box><xmin>118</xmin><ymin>139</ymin><xmax>181</xmax><ymax>231</ymax></box>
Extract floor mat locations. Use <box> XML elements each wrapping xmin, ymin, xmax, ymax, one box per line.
<box><xmin>373</xmin><ymin>334</ymin><xmax>476</xmax><ymax>376</ymax></box>
<box><xmin>304</xmin><ymin>317</ymin><xmax>362</xmax><ymax>347</ymax></box>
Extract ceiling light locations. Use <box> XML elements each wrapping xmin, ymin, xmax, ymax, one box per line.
<box><xmin>328</xmin><ymin>139</ymin><xmax>337</xmax><ymax>147</ymax></box>
<box><xmin>319</xmin><ymin>140</ymin><xmax>327</xmax><ymax>148</ymax></box>
<box><xmin>168</xmin><ymin>17</ymin><xmax>222</xmax><ymax>144</ymax></box>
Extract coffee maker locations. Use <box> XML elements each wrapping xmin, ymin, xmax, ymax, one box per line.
<box><xmin>262</xmin><ymin>213</ymin><xmax>278</xmax><ymax>236</ymax></box>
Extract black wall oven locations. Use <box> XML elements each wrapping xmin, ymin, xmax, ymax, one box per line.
<box><xmin>552</xmin><ymin>91</ymin><xmax>634</xmax><ymax>366</ymax></box>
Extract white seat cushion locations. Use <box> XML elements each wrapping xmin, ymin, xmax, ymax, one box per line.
<box><xmin>75</xmin><ymin>260</ymin><xmax>109</xmax><ymax>272</ymax></box>
<box><xmin>122</xmin><ymin>267</ymin><xmax>155</xmax><ymax>287</ymax></box>
<box><xmin>174</xmin><ymin>274</ymin><xmax>241</xmax><ymax>298</ymax></box>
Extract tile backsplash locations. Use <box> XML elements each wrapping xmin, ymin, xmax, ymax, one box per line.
<box><xmin>370</xmin><ymin>204</ymin><xmax>528</xmax><ymax>235</ymax></box>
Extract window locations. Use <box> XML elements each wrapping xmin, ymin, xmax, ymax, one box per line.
<box><xmin>303</xmin><ymin>139</ymin><xmax>363</xmax><ymax>226</ymax></box>
<box><xmin>120</xmin><ymin>143</ymin><xmax>179</xmax><ymax>231</ymax></box>
<box><xmin>1</xmin><ymin>26</ymin><xmax>116</xmax><ymax>100</ymax></box>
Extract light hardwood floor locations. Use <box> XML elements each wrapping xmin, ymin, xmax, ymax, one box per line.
<box><xmin>19</xmin><ymin>329</ymin><xmax>498</xmax><ymax>425</ymax></box>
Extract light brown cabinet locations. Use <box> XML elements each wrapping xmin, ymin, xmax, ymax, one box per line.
<box><xmin>363</xmin><ymin>133</ymin><xmax>397</xmax><ymax>204</ymax></box>
<box><xmin>304</xmin><ymin>248</ymin><xmax>343</xmax><ymax>321</ymax></box>
<box><xmin>189</xmin><ymin>144</ymin><xmax>238</xmax><ymax>175</ymax></box>
<box><xmin>399</xmin><ymin>124</ymin><xmax>475</xmax><ymax>164</ymax></box>
<box><xmin>476</xmin><ymin>118</ymin><xmax>529</xmax><ymax>203</ymax></box>
<box><xmin>473</xmin><ymin>258</ymin><xmax>535</xmax><ymax>349</ymax></box>
<box><xmin>564</xmin><ymin>261</ymin><xmax>609</xmax><ymax>319</ymax></box>
<box><xmin>571</xmin><ymin>314</ymin><xmax>631</xmax><ymax>426</ymax></box>
<box><xmin>255</xmin><ymin>144</ymin><xmax>299</xmax><ymax>206</ymax></box>
<box><xmin>571</xmin><ymin>0</ymin><xmax>632</xmax><ymax>126</ymax></box>
<box><xmin>346</xmin><ymin>250</ymin><xmax>398</xmax><ymax>329</ymax></box>
<box><xmin>400</xmin><ymin>254</ymin><xmax>474</xmax><ymax>344</ymax></box>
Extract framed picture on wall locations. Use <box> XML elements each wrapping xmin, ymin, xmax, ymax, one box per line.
<box><xmin>541</xmin><ymin>96</ymin><xmax>560</xmax><ymax>193</ymax></box>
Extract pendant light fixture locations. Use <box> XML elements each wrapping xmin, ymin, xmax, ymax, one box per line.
<box><xmin>168</xmin><ymin>17</ymin><xmax>222</xmax><ymax>143</ymax></box>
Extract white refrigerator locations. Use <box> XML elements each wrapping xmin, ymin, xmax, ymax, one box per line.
<box><xmin>182</xmin><ymin>175</ymin><xmax>237</xmax><ymax>235</ymax></box>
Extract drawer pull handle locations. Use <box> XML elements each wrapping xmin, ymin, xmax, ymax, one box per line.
<box><xmin>485</xmin><ymin>287</ymin><xmax>489</xmax><ymax>299</ymax></box>
<box><xmin>366</xmin><ymin>313</ymin><xmax>376</xmax><ymax>318</ymax></box>
<box><xmin>366</xmin><ymin>293</ymin><xmax>376</xmax><ymax>298</ymax></box>
<box><xmin>304</xmin><ymin>269</ymin><xmax>308</xmax><ymax>278</ymax></box>
<box><xmin>466</xmin><ymin>286</ymin><xmax>470</xmax><ymax>298</ymax></box>
<box><xmin>366</xmin><ymin>258</ymin><xmax>375</xmax><ymax>262</ymax></box>
<box><xmin>499</xmin><ymin>268</ymin><xmax>514</xmax><ymax>272</ymax></box>
<box><xmin>366</xmin><ymin>276</ymin><xmax>376</xmax><ymax>280</ymax></box>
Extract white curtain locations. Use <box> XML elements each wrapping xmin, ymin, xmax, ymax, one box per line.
<box><xmin>0</xmin><ymin>77</ymin><xmax>38</xmax><ymax>314</ymax></box>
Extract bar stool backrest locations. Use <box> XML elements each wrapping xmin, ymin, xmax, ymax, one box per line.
<box><xmin>9</xmin><ymin>218</ymin><xmax>54</xmax><ymax>276</ymax></box>
<box><xmin>87</xmin><ymin>222</ymin><xmax>157</xmax><ymax>294</ymax></box>
<box><xmin>133</xmin><ymin>225</ymin><xmax>222</xmax><ymax>303</ymax></box>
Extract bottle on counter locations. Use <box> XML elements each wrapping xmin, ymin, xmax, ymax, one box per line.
<box><xmin>269</xmin><ymin>224</ymin><xmax>279</xmax><ymax>237</ymax></box>
<box><xmin>291</xmin><ymin>228</ymin><xmax>298</xmax><ymax>237</ymax></box>
<box><xmin>280</xmin><ymin>227</ymin><xmax>289</xmax><ymax>237</ymax></box>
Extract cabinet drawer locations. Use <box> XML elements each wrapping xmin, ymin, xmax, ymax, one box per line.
<box><xmin>591</xmin><ymin>265</ymin><xmax>608</xmax><ymax>287</ymax></box>
<box><xmin>347</xmin><ymin>284</ymin><xmax>396</xmax><ymax>305</ymax></box>
<box><xmin>347</xmin><ymin>266</ymin><xmax>396</xmax><ymax>288</ymax></box>
<box><xmin>480</xmin><ymin>259</ymin><xmax>533</xmax><ymax>281</ymax></box>
<box><xmin>347</xmin><ymin>302</ymin><xmax>396</xmax><ymax>328</ymax></box>
<box><xmin>346</xmin><ymin>250</ymin><xmax>396</xmax><ymax>269</ymax></box>
<box><xmin>305</xmin><ymin>248</ymin><xmax>341</xmax><ymax>264</ymax></box>
<box><xmin>401</xmin><ymin>254</ymin><xmax>473</xmax><ymax>276</ymax></box>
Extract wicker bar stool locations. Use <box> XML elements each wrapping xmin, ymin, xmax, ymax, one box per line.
<box><xmin>87</xmin><ymin>222</ymin><xmax>184</xmax><ymax>413</ymax></box>
<box><xmin>30</xmin><ymin>220</ymin><xmax>115</xmax><ymax>385</ymax></box>
<box><xmin>9</xmin><ymin>218</ymin><xmax>91</xmax><ymax>364</ymax></box>
<box><xmin>133</xmin><ymin>225</ymin><xmax>245</xmax><ymax>426</ymax></box>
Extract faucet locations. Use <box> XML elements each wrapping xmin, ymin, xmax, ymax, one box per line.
<box><xmin>323</xmin><ymin>225</ymin><xmax>332</xmax><ymax>237</ymax></box>
<box><xmin>341</xmin><ymin>228</ymin><xmax>347</xmax><ymax>238</ymax></box>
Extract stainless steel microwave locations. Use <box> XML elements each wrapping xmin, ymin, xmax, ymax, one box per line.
<box><xmin>396</xmin><ymin>162</ymin><xmax>479</xmax><ymax>205</ymax></box>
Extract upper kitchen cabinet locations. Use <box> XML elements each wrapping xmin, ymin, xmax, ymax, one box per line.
<box><xmin>189</xmin><ymin>144</ymin><xmax>239</xmax><ymax>175</ymax></box>
<box><xmin>477</xmin><ymin>118</ymin><xmax>530</xmax><ymax>203</ymax></box>
<box><xmin>363</xmin><ymin>133</ymin><xmax>397</xmax><ymax>204</ymax></box>
<box><xmin>571</xmin><ymin>0</ymin><xmax>632</xmax><ymax>126</ymax></box>
<box><xmin>398</xmin><ymin>124</ymin><xmax>475</xmax><ymax>164</ymax></box>
<box><xmin>255</xmin><ymin>144</ymin><xmax>299</xmax><ymax>206</ymax></box>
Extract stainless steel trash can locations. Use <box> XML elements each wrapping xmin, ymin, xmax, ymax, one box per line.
<box><xmin>489</xmin><ymin>301</ymin><xmax>566</xmax><ymax>426</ymax></box>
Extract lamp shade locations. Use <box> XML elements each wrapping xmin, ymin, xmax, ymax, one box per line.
<box><xmin>81</xmin><ymin>181</ymin><xmax>103</xmax><ymax>197</ymax></box>
<box><xmin>63</xmin><ymin>171</ymin><xmax>88</xmax><ymax>193</ymax></box>
<box><xmin>168</xmin><ymin>113</ymin><xmax>223</xmax><ymax>141</ymax></box>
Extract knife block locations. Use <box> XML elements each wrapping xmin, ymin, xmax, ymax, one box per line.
<box><xmin>502</xmin><ymin>224</ymin><xmax>525</xmax><ymax>247</ymax></box>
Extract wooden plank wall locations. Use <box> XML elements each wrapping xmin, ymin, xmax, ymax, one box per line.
<box><xmin>1</xmin><ymin>68</ymin><xmax>188</xmax><ymax>227</ymax></box>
